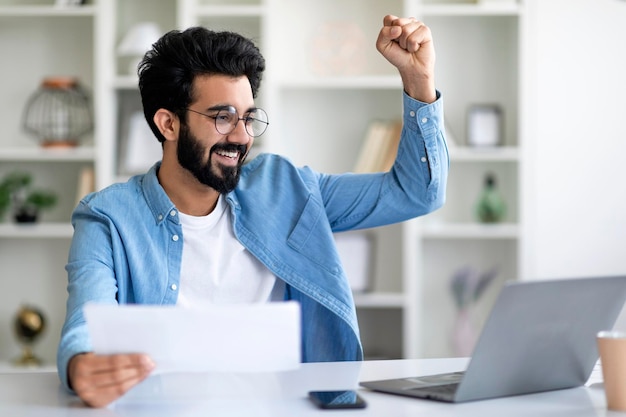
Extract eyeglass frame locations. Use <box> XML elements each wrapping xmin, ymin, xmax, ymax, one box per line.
<box><xmin>184</xmin><ymin>105</ymin><xmax>269</xmax><ymax>137</ymax></box>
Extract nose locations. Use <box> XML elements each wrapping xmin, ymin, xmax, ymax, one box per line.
<box><xmin>226</xmin><ymin>118</ymin><xmax>252</xmax><ymax>144</ymax></box>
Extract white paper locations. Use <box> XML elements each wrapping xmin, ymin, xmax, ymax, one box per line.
<box><xmin>83</xmin><ymin>302</ymin><xmax>301</xmax><ymax>374</ymax></box>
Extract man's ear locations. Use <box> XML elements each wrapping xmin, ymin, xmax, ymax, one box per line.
<box><xmin>153</xmin><ymin>109</ymin><xmax>179</xmax><ymax>142</ymax></box>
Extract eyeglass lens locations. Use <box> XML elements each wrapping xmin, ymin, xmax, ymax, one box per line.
<box><xmin>215</xmin><ymin>107</ymin><xmax>269</xmax><ymax>137</ymax></box>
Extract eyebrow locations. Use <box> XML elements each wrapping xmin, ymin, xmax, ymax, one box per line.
<box><xmin>205</xmin><ymin>104</ymin><xmax>258</xmax><ymax>113</ymax></box>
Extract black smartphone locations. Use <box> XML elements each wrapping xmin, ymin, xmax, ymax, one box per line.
<box><xmin>308</xmin><ymin>390</ymin><xmax>367</xmax><ymax>409</ymax></box>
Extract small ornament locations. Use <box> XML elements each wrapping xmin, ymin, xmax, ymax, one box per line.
<box><xmin>450</xmin><ymin>266</ymin><xmax>498</xmax><ymax>356</ymax></box>
<box><xmin>22</xmin><ymin>77</ymin><xmax>93</xmax><ymax>148</ymax></box>
<box><xmin>475</xmin><ymin>172</ymin><xmax>506</xmax><ymax>223</ymax></box>
<box><xmin>467</xmin><ymin>104</ymin><xmax>502</xmax><ymax>147</ymax></box>
<box><xmin>13</xmin><ymin>305</ymin><xmax>47</xmax><ymax>367</ymax></box>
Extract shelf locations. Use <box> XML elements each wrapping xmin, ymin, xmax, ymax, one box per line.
<box><xmin>0</xmin><ymin>362</ymin><xmax>56</xmax><ymax>373</ymax></box>
<box><xmin>0</xmin><ymin>5</ymin><xmax>96</xmax><ymax>17</ymax></box>
<box><xmin>420</xmin><ymin>2</ymin><xmax>523</xmax><ymax>17</ymax></box>
<box><xmin>0</xmin><ymin>223</ymin><xmax>73</xmax><ymax>239</ymax></box>
<box><xmin>0</xmin><ymin>146</ymin><xmax>95</xmax><ymax>162</ymax></box>
<box><xmin>448</xmin><ymin>146</ymin><xmax>520</xmax><ymax>162</ymax></box>
<box><xmin>277</xmin><ymin>75</ymin><xmax>402</xmax><ymax>90</ymax></box>
<box><xmin>353</xmin><ymin>292</ymin><xmax>405</xmax><ymax>308</ymax></box>
<box><xmin>421</xmin><ymin>223</ymin><xmax>519</xmax><ymax>239</ymax></box>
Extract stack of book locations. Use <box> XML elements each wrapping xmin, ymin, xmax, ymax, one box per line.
<box><xmin>353</xmin><ymin>119</ymin><xmax>402</xmax><ymax>173</ymax></box>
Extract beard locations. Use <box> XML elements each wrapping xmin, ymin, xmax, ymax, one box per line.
<box><xmin>176</xmin><ymin>124</ymin><xmax>248</xmax><ymax>194</ymax></box>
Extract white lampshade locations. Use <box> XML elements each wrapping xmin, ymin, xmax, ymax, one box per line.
<box><xmin>118</xmin><ymin>22</ymin><xmax>162</xmax><ymax>74</ymax></box>
<box><xmin>118</xmin><ymin>22</ymin><xmax>162</xmax><ymax>56</ymax></box>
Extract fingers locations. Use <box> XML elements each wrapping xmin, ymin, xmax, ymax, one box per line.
<box><xmin>377</xmin><ymin>15</ymin><xmax>431</xmax><ymax>59</ymax></box>
<box><xmin>69</xmin><ymin>353</ymin><xmax>155</xmax><ymax>408</ymax></box>
<box><xmin>383</xmin><ymin>15</ymin><xmax>430</xmax><ymax>51</ymax></box>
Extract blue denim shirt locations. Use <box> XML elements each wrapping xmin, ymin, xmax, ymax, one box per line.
<box><xmin>57</xmin><ymin>92</ymin><xmax>448</xmax><ymax>391</ymax></box>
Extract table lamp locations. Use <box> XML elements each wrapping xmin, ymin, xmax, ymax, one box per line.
<box><xmin>117</xmin><ymin>22</ymin><xmax>162</xmax><ymax>75</ymax></box>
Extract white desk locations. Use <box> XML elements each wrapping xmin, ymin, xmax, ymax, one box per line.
<box><xmin>0</xmin><ymin>358</ymin><xmax>611</xmax><ymax>416</ymax></box>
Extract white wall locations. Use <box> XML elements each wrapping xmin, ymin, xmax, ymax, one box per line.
<box><xmin>524</xmin><ymin>0</ymin><xmax>626</xmax><ymax>281</ymax></box>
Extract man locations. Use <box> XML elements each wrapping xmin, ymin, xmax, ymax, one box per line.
<box><xmin>58</xmin><ymin>15</ymin><xmax>448</xmax><ymax>407</ymax></box>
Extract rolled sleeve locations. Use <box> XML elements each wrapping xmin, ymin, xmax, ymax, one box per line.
<box><xmin>401</xmin><ymin>90</ymin><xmax>448</xmax><ymax>206</ymax></box>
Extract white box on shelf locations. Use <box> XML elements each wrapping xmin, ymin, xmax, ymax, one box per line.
<box><xmin>334</xmin><ymin>232</ymin><xmax>372</xmax><ymax>292</ymax></box>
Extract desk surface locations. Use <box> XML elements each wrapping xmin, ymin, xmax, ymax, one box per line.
<box><xmin>0</xmin><ymin>358</ymin><xmax>610</xmax><ymax>416</ymax></box>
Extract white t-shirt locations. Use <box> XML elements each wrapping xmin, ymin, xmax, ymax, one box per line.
<box><xmin>176</xmin><ymin>196</ymin><xmax>283</xmax><ymax>307</ymax></box>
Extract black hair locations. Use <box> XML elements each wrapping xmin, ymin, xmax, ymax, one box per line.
<box><xmin>138</xmin><ymin>27</ymin><xmax>265</xmax><ymax>143</ymax></box>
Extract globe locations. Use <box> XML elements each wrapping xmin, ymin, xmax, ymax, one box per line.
<box><xmin>13</xmin><ymin>305</ymin><xmax>46</xmax><ymax>367</ymax></box>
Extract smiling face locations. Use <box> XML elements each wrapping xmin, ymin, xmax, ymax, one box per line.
<box><xmin>177</xmin><ymin>74</ymin><xmax>255</xmax><ymax>194</ymax></box>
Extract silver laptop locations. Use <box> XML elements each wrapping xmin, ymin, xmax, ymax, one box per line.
<box><xmin>360</xmin><ymin>276</ymin><xmax>626</xmax><ymax>403</ymax></box>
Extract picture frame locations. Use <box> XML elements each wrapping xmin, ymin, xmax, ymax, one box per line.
<box><xmin>467</xmin><ymin>104</ymin><xmax>503</xmax><ymax>147</ymax></box>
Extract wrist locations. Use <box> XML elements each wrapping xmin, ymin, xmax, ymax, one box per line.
<box><xmin>400</xmin><ymin>73</ymin><xmax>436</xmax><ymax>103</ymax></box>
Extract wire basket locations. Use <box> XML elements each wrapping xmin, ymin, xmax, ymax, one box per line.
<box><xmin>22</xmin><ymin>77</ymin><xmax>93</xmax><ymax>148</ymax></box>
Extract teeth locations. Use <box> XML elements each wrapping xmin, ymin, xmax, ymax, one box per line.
<box><xmin>216</xmin><ymin>150</ymin><xmax>238</xmax><ymax>158</ymax></box>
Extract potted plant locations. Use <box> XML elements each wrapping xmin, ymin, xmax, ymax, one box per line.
<box><xmin>0</xmin><ymin>172</ymin><xmax>57</xmax><ymax>223</ymax></box>
<box><xmin>0</xmin><ymin>172</ymin><xmax>29</xmax><ymax>221</ymax></box>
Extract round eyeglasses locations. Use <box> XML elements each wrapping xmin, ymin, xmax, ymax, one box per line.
<box><xmin>186</xmin><ymin>106</ymin><xmax>269</xmax><ymax>137</ymax></box>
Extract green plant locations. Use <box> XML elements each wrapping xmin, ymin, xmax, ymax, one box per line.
<box><xmin>0</xmin><ymin>171</ymin><xmax>57</xmax><ymax>222</ymax></box>
<box><xmin>0</xmin><ymin>172</ymin><xmax>30</xmax><ymax>220</ymax></box>
<box><xmin>24</xmin><ymin>190</ymin><xmax>57</xmax><ymax>210</ymax></box>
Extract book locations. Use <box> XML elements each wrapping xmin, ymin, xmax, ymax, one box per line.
<box><xmin>75</xmin><ymin>166</ymin><xmax>95</xmax><ymax>206</ymax></box>
<box><xmin>353</xmin><ymin>120</ymin><xmax>389</xmax><ymax>173</ymax></box>
<box><xmin>353</xmin><ymin>119</ymin><xmax>402</xmax><ymax>173</ymax></box>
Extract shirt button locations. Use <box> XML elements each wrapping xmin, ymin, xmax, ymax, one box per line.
<box><xmin>158</xmin><ymin>214</ymin><xmax>163</xmax><ymax>221</ymax></box>
<box><xmin>170</xmin><ymin>210</ymin><xmax>177</xmax><ymax>217</ymax></box>
<box><xmin>171</xmin><ymin>284</ymin><xmax>177</xmax><ymax>291</ymax></box>
<box><xmin>421</xmin><ymin>157</ymin><xmax>427</xmax><ymax>163</ymax></box>
<box><xmin>421</xmin><ymin>117</ymin><xmax>428</xmax><ymax>124</ymax></box>
<box><xmin>409</xmin><ymin>111</ymin><xmax>416</xmax><ymax>117</ymax></box>
<box><xmin>172</xmin><ymin>235</ymin><xmax>179</xmax><ymax>241</ymax></box>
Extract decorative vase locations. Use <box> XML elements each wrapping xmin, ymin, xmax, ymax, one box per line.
<box><xmin>452</xmin><ymin>308</ymin><xmax>477</xmax><ymax>357</ymax></box>
<box><xmin>475</xmin><ymin>172</ymin><xmax>506</xmax><ymax>223</ymax></box>
<box><xmin>22</xmin><ymin>77</ymin><xmax>93</xmax><ymax>148</ymax></box>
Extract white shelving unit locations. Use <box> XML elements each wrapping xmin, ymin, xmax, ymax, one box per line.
<box><xmin>406</xmin><ymin>0</ymin><xmax>526</xmax><ymax>358</ymax></box>
<box><xmin>0</xmin><ymin>0</ymin><xmax>527</xmax><ymax>368</ymax></box>
<box><xmin>0</xmin><ymin>0</ymin><xmax>99</xmax><ymax>369</ymax></box>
